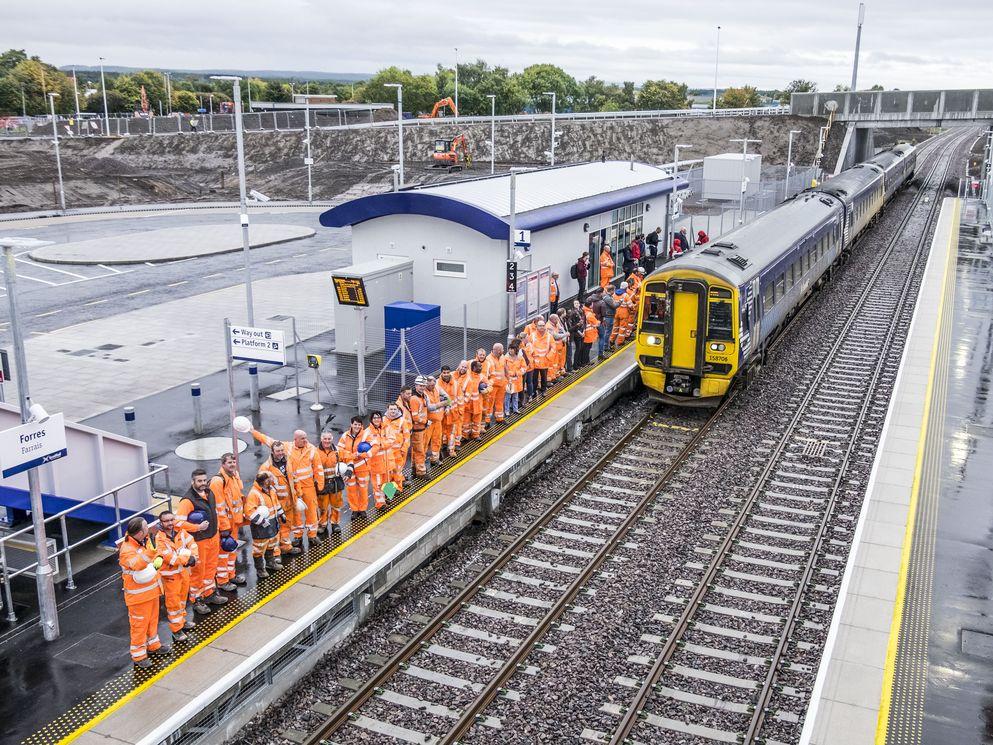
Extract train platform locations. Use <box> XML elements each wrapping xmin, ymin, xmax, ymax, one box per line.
<box><xmin>804</xmin><ymin>197</ymin><xmax>993</xmax><ymax>744</ymax></box>
<box><xmin>4</xmin><ymin>344</ymin><xmax>639</xmax><ymax>745</ymax></box>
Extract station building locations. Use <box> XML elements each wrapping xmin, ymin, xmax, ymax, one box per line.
<box><xmin>320</xmin><ymin>161</ymin><xmax>689</xmax><ymax>330</ymax></box>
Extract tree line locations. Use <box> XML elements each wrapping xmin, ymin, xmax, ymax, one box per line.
<box><xmin>0</xmin><ymin>49</ymin><xmax>882</xmax><ymax>118</ymax></box>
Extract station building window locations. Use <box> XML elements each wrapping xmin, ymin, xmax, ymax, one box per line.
<box><xmin>605</xmin><ymin>202</ymin><xmax>645</xmax><ymax>269</ymax></box>
<box><xmin>434</xmin><ymin>259</ymin><xmax>467</xmax><ymax>278</ymax></box>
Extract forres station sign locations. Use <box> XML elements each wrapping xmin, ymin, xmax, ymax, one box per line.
<box><xmin>0</xmin><ymin>413</ymin><xmax>68</xmax><ymax>478</ymax></box>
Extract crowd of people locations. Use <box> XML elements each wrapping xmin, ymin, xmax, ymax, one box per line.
<box><xmin>117</xmin><ymin>225</ymin><xmax>719</xmax><ymax>666</ymax></box>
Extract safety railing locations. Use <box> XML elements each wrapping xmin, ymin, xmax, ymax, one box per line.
<box><xmin>6</xmin><ymin>105</ymin><xmax>793</xmax><ymax>140</ymax></box>
<box><xmin>0</xmin><ymin>462</ymin><xmax>171</xmax><ymax>621</ymax></box>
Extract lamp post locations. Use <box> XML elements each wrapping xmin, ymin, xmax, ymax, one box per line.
<box><xmin>713</xmin><ymin>25</ymin><xmax>721</xmax><ymax>112</ymax></box>
<box><xmin>851</xmin><ymin>3</ymin><xmax>866</xmax><ymax>92</ymax></box>
<box><xmin>487</xmin><ymin>94</ymin><xmax>496</xmax><ymax>174</ymax></box>
<box><xmin>99</xmin><ymin>57</ymin><xmax>110</xmax><ymax>136</ymax></box>
<box><xmin>544</xmin><ymin>91</ymin><xmax>557</xmax><ymax>166</ymax></box>
<box><xmin>731</xmin><ymin>137</ymin><xmax>761</xmax><ymax>223</ymax></box>
<box><xmin>71</xmin><ymin>68</ymin><xmax>81</xmax><ymax>123</ymax></box>
<box><xmin>298</xmin><ymin>94</ymin><xmax>321</xmax><ymax>204</ymax></box>
<box><xmin>454</xmin><ymin>47</ymin><xmax>459</xmax><ymax>119</ymax></box>
<box><xmin>0</xmin><ymin>236</ymin><xmax>59</xmax><ymax>641</ymax></box>
<box><xmin>20</xmin><ymin>86</ymin><xmax>26</xmax><ymax>118</ymax></box>
<box><xmin>211</xmin><ymin>76</ymin><xmax>259</xmax><ymax>412</ymax></box>
<box><xmin>786</xmin><ymin>129</ymin><xmax>802</xmax><ymax>198</ymax></box>
<box><xmin>385</xmin><ymin>83</ymin><xmax>404</xmax><ymax>186</ymax></box>
<box><xmin>47</xmin><ymin>94</ymin><xmax>66</xmax><ymax>212</ymax></box>
<box><xmin>164</xmin><ymin>72</ymin><xmax>172</xmax><ymax>115</ymax></box>
<box><xmin>670</xmin><ymin>143</ymin><xmax>693</xmax><ymax>252</ymax></box>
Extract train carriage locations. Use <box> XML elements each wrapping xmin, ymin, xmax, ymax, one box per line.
<box><xmin>636</xmin><ymin>145</ymin><xmax>915</xmax><ymax>405</ymax></box>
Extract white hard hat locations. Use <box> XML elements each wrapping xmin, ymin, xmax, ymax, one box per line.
<box><xmin>233</xmin><ymin>416</ymin><xmax>252</xmax><ymax>433</ymax></box>
<box><xmin>620</xmin><ymin>281</ymin><xmax>629</xmax><ymax>289</ymax></box>
<box><xmin>133</xmin><ymin>564</ymin><xmax>157</xmax><ymax>584</ymax></box>
<box><xmin>296</xmin><ymin>498</ymin><xmax>306</xmax><ymax>514</ymax></box>
<box><xmin>337</xmin><ymin>463</ymin><xmax>352</xmax><ymax>477</ymax></box>
<box><xmin>254</xmin><ymin>504</ymin><xmax>270</xmax><ymax>521</ymax></box>
<box><xmin>414</xmin><ymin>375</ymin><xmax>427</xmax><ymax>386</ymax></box>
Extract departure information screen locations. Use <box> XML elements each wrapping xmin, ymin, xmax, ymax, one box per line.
<box><xmin>331</xmin><ymin>276</ymin><xmax>369</xmax><ymax>307</ymax></box>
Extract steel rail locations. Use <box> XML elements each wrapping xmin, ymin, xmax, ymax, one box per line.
<box><xmin>743</xmin><ymin>129</ymin><xmax>972</xmax><ymax>744</ymax></box>
<box><xmin>305</xmin><ymin>400</ymin><xmax>725</xmax><ymax>744</ymax></box>
<box><xmin>608</xmin><ymin>130</ymin><xmax>964</xmax><ymax>745</ymax></box>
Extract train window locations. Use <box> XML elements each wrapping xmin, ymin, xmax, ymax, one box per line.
<box><xmin>787</xmin><ymin>263</ymin><xmax>795</xmax><ymax>289</ymax></box>
<box><xmin>776</xmin><ymin>273</ymin><xmax>785</xmax><ymax>298</ymax></box>
<box><xmin>707</xmin><ymin>301</ymin><xmax>733</xmax><ymax>340</ymax></box>
<box><xmin>641</xmin><ymin>292</ymin><xmax>667</xmax><ymax>331</ymax></box>
<box><xmin>763</xmin><ymin>282</ymin><xmax>774</xmax><ymax>311</ymax></box>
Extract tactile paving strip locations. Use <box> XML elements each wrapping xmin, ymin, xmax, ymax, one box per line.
<box><xmin>883</xmin><ymin>232</ymin><xmax>956</xmax><ymax>745</ymax></box>
<box><xmin>25</xmin><ymin>347</ymin><xmax>630</xmax><ymax>745</ymax></box>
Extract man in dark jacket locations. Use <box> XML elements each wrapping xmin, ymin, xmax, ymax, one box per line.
<box><xmin>590</xmin><ymin>289</ymin><xmax>607</xmax><ymax>359</ymax></box>
<box><xmin>566</xmin><ymin>300</ymin><xmax>585</xmax><ymax>370</ymax></box>
<box><xmin>574</xmin><ymin>253</ymin><xmax>589</xmax><ymax>300</ymax></box>
<box><xmin>620</xmin><ymin>242</ymin><xmax>634</xmax><ymax>276</ymax></box>
<box><xmin>645</xmin><ymin>227</ymin><xmax>661</xmax><ymax>272</ymax></box>
<box><xmin>674</xmin><ymin>227</ymin><xmax>691</xmax><ymax>253</ymax></box>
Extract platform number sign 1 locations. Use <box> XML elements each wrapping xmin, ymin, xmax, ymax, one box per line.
<box><xmin>505</xmin><ymin>260</ymin><xmax>518</xmax><ymax>293</ymax></box>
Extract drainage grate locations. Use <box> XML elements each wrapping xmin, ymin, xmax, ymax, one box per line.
<box><xmin>799</xmin><ymin>438</ymin><xmax>829</xmax><ymax>457</ymax></box>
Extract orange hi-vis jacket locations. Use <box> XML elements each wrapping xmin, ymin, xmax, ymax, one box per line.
<box><xmin>409</xmin><ymin>393</ymin><xmax>428</xmax><ymax>432</ymax></box>
<box><xmin>626</xmin><ymin>272</ymin><xmax>642</xmax><ymax>291</ymax></box>
<box><xmin>461</xmin><ymin>371</ymin><xmax>484</xmax><ymax>414</ymax></box>
<box><xmin>425</xmin><ymin>386</ymin><xmax>445</xmax><ymax>423</ymax></box>
<box><xmin>363</xmin><ymin>424</ymin><xmax>389</xmax><ymax>471</ymax></box>
<box><xmin>482</xmin><ymin>353</ymin><xmax>506</xmax><ymax>386</ymax></box>
<box><xmin>316</xmin><ymin>446</ymin><xmax>341</xmax><ymax>487</ymax></box>
<box><xmin>119</xmin><ymin>535</ymin><xmax>160</xmax><ymax>606</ymax></box>
<box><xmin>383</xmin><ymin>415</ymin><xmax>406</xmax><ymax>471</ymax></box>
<box><xmin>259</xmin><ymin>456</ymin><xmax>294</xmax><ymax>503</ymax></box>
<box><xmin>210</xmin><ymin>470</ymin><xmax>244</xmax><ymax>533</ymax></box>
<box><xmin>600</xmin><ymin>249</ymin><xmax>615</xmax><ymax>280</ymax></box>
<box><xmin>252</xmin><ymin>431</ymin><xmax>324</xmax><ymax>498</ymax></box>
<box><xmin>549</xmin><ymin>276</ymin><xmax>559</xmax><ymax>303</ymax></box>
<box><xmin>583</xmin><ymin>307</ymin><xmax>600</xmax><ymax>343</ymax></box>
<box><xmin>154</xmin><ymin>528</ymin><xmax>197</xmax><ymax>578</ymax></box>
<box><xmin>438</xmin><ymin>375</ymin><xmax>460</xmax><ymax>408</ymax></box>
<box><xmin>245</xmin><ymin>482</ymin><xmax>282</xmax><ymax>524</ymax></box>
<box><xmin>505</xmin><ymin>354</ymin><xmax>527</xmax><ymax>393</ymax></box>
<box><xmin>337</xmin><ymin>430</ymin><xmax>371</xmax><ymax>474</ymax></box>
<box><xmin>528</xmin><ymin>329</ymin><xmax>553</xmax><ymax>370</ymax></box>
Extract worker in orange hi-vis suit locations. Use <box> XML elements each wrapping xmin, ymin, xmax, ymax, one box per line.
<box><xmin>244</xmin><ymin>471</ymin><xmax>282</xmax><ymax>578</ymax></box>
<box><xmin>599</xmin><ymin>243</ymin><xmax>615</xmax><ymax>288</ymax></box>
<box><xmin>338</xmin><ymin>416</ymin><xmax>373</xmax><ymax>516</ymax></box>
<box><xmin>396</xmin><ymin>387</ymin><xmax>415</xmax><ymax>472</ymax></box>
<box><xmin>153</xmin><ymin>510</ymin><xmax>198</xmax><ymax>642</ymax></box>
<box><xmin>251</xmin><ymin>428</ymin><xmax>324</xmax><ymax>540</ymax></box>
<box><xmin>408</xmin><ymin>377</ymin><xmax>431</xmax><ymax>477</ymax></box>
<box><xmin>504</xmin><ymin>344</ymin><xmax>527</xmax><ymax>415</ymax></box>
<box><xmin>470</xmin><ymin>348</ymin><xmax>491</xmax><ymax>431</ymax></box>
<box><xmin>316</xmin><ymin>431</ymin><xmax>344</xmax><ymax>536</ymax></box>
<box><xmin>424</xmin><ymin>375</ymin><xmax>450</xmax><ymax>464</ymax></box>
<box><xmin>437</xmin><ymin>366</ymin><xmax>462</xmax><ymax>456</ymax></box>
<box><xmin>257</xmin><ymin>441</ymin><xmax>299</xmax><ymax>558</ymax></box>
<box><xmin>209</xmin><ymin>453</ymin><xmax>245</xmax><ymax>591</ymax></box>
<box><xmin>546</xmin><ymin>314</ymin><xmax>568</xmax><ymax>382</ymax></box>
<box><xmin>461</xmin><ymin>360</ymin><xmax>486</xmax><ymax>440</ymax></box>
<box><xmin>119</xmin><ymin>517</ymin><xmax>168</xmax><ymax>668</ymax></box>
<box><xmin>527</xmin><ymin>318</ymin><xmax>554</xmax><ymax>397</ymax></box>
<box><xmin>626</xmin><ymin>265</ymin><xmax>646</xmax><ymax>291</ymax></box>
<box><xmin>384</xmin><ymin>404</ymin><xmax>407</xmax><ymax>492</ymax></box>
<box><xmin>482</xmin><ymin>343</ymin><xmax>508</xmax><ymax>425</ymax></box>
<box><xmin>363</xmin><ymin>411</ymin><xmax>390</xmax><ymax>508</ymax></box>
<box><xmin>610</xmin><ymin>283</ymin><xmax>631</xmax><ymax>347</ymax></box>
<box><xmin>175</xmin><ymin>469</ymin><xmax>226</xmax><ymax>615</ymax></box>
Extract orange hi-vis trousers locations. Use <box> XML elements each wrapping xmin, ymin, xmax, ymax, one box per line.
<box><xmin>347</xmin><ymin>468</ymin><xmax>371</xmax><ymax>512</ymax></box>
<box><xmin>127</xmin><ymin>598</ymin><xmax>162</xmax><ymax>661</ymax></box>
<box><xmin>161</xmin><ymin>573</ymin><xmax>190</xmax><ymax>633</ymax></box>
<box><xmin>318</xmin><ymin>489</ymin><xmax>344</xmax><ymax>527</ymax></box>
<box><xmin>485</xmin><ymin>383</ymin><xmax>507</xmax><ymax>422</ymax></box>
<box><xmin>189</xmin><ymin>534</ymin><xmax>219</xmax><ymax>601</ymax></box>
<box><xmin>216</xmin><ymin>526</ymin><xmax>239</xmax><ymax>586</ymax></box>
<box><xmin>427</xmin><ymin>419</ymin><xmax>443</xmax><ymax>462</ymax></box>
<box><xmin>410</xmin><ymin>429</ymin><xmax>428</xmax><ymax>476</ymax></box>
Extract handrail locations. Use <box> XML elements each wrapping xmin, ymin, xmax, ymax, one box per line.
<box><xmin>0</xmin><ymin>462</ymin><xmax>170</xmax><ymax>622</ymax></box>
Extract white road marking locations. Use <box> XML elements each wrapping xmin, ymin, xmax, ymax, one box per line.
<box><xmin>84</xmin><ymin>299</ymin><xmax>109</xmax><ymax>306</ymax></box>
<box><xmin>14</xmin><ymin>258</ymin><xmax>87</xmax><ymax>279</ymax></box>
<box><xmin>167</xmin><ymin>281</ymin><xmax>188</xmax><ymax>287</ymax></box>
<box><xmin>127</xmin><ymin>289</ymin><xmax>151</xmax><ymax>297</ymax></box>
<box><xmin>97</xmin><ymin>264</ymin><xmax>125</xmax><ymax>274</ymax></box>
<box><xmin>34</xmin><ymin>310</ymin><xmax>61</xmax><ymax>317</ymax></box>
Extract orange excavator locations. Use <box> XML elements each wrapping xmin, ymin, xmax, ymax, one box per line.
<box><xmin>419</xmin><ymin>97</ymin><xmax>458</xmax><ymax>119</ymax></box>
<box><xmin>432</xmin><ymin>135</ymin><xmax>472</xmax><ymax>171</ymax></box>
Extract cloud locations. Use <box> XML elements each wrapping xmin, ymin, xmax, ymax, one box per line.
<box><xmin>3</xmin><ymin>0</ymin><xmax>990</xmax><ymax>89</ymax></box>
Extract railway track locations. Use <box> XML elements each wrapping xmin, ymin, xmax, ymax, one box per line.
<box><xmin>300</xmin><ymin>404</ymin><xmax>718</xmax><ymax>745</ymax></box>
<box><xmin>598</xmin><ymin>132</ymin><xmax>969</xmax><ymax>745</ymax></box>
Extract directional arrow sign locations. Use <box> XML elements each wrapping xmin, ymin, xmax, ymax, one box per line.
<box><xmin>229</xmin><ymin>325</ymin><xmax>286</xmax><ymax>365</ymax></box>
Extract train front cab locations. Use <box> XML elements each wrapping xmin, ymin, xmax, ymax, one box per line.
<box><xmin>637</xmin><ymin>271</ymin><xmax>739</xmax><ymax>404</ymax></box>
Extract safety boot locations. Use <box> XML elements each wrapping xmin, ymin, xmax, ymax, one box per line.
<box><xmin>264</xmin><ymin>550</ymin><xmax>279</xmax><ymax>572</ymax></box>
<box><xmin>232</xmin><ymin>573</ymin><xmax>247</xmax><ymax>586</ymax></box>
<box><xmin>218</xmin><ymin>582</ymin><xmax>237</xmax><ymax>592</ymax></box>
<box><xmin>254</xmin><ymin>556</ymin><xmax>269</xmax><ymax>579</ymax></box>
<box><xmin>192</xmin><ymin>601</ymin><xmax>211</xmax><ymax>615</ymax></box>
<box><xmin>206</xmin><ymin>593</ymin><xmax>228</xmax><ymax>606</ymax></box>
<box><xmin>149</xmin><ymin>645</ymin><xmax>172</xmax><ymax>656</ymax></box>
<box><xmin>134</xmin><ymin>657</ymin><xmax>152</xmax><ymax>669</ymax></box>
<box><xmin>172</xmin><ymin>630</ymin><xmax>188</xmax><ymax>643</ymax></box>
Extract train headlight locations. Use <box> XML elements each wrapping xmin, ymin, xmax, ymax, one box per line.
<box><xmin>709</xmin><ymin>343</ymin><xmax>726</xmax><ymax>352</ymax></box>
<box><xmin>646</xmin><ymin>335</ymin><xmax>663</xmax><ymax>346</ymax></box>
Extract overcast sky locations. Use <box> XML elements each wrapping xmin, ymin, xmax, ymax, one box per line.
<box><xmin>4</xmin><ymin>0</ymin><xmax>990</xmax><ymax>90</ymax></box>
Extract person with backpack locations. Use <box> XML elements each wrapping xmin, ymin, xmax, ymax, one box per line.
<box><xmin>571</xmin><ymin>254</ymin><xmax>589</xmax><ymax>300</ymax></box>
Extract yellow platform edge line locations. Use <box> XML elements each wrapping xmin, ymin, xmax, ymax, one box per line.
<box><xmin>56</xmin><ymin>346</ymin><xmax>633</xmax><ymax>745</ymax></box>
<box><xmin>874</xmin><ymin>198</ymin><xmax>960</xmax><ymax>744</ymax></box>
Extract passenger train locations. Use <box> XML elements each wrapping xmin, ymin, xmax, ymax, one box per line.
<box><xmin>635</xmin><ymin>143</ymin><xmax>917</xmax><ymax>405</ymax></box>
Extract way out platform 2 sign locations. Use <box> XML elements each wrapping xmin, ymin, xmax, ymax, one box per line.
<box><xmin>229</xmin><ymin>325</ymin><xmax>286</xmax><ymax>366</ymax></box>
<box><xmin>0</xmin><ymin>413</ymin><xmax>68</xmax><ymax>478</ymax></box>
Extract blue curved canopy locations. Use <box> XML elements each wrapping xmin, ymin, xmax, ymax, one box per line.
<box><xmin>319</xmin><ymin>178</ymin><xmax>688</xmax><ymax>239</ymax></box>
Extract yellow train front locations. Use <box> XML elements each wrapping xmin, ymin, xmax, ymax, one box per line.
<box><xmin>636</xmin><ymin>267</ymin><xmax>741</xmax><ymax>404</ymax></box>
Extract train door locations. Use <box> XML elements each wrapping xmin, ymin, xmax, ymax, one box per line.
<box><xmin>667</xmin><ymin>280</ymin><xmax>707</xmax><ymax>371</ymax></box>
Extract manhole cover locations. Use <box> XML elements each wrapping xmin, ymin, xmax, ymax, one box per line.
<box><xmin>175</xmin><ymin>437</ymin><xmax>248</xmax><ymax>461</ymax></box>
<box><xmin>55</xmin><ymin>632</ymin><xmax>129</xmax><ymax>668</ymax></box>
<box><xmin>962</xmin><ymin>629</ymin><xmax>993</xmax><ymax>659</ymax></box>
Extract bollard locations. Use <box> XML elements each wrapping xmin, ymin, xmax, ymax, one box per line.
<box><xmin>123</xmin><ymin>406</ymin><xmax>136</xmax><ymax>423</ymax></box>
<box><xmin>191</xmin><ymin>383</ymin><xmax>203</xmax><ymax>435</ymax></box>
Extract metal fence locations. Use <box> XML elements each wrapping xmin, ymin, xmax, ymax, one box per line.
<box><xmin>4</xmin><ymin>105</ymin><xmax>792</xmax><ymax>140</ymax></box>
<box><xmin>0</xmin><ymin>463</ymin><xmax>170</xmax><ymax>621</ymax></box>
